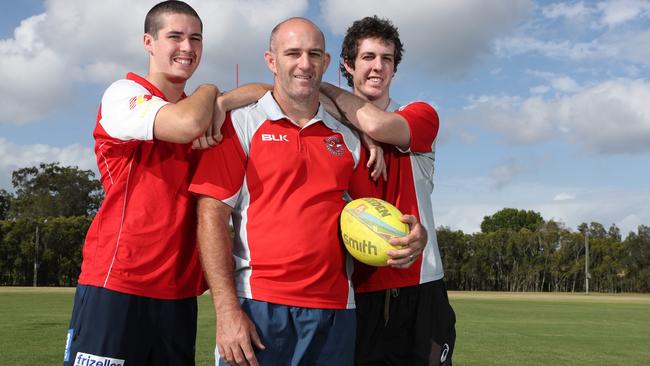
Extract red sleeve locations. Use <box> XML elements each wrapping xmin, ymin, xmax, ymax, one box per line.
<box><xmin>189</xmin><ymin>112</ymin><xmax>247</xmax><ymax>205</ymax></box>
<box><xmin>347</xmin><ymin>145</ymin><xmax>384</xmax><ymax>199</ymax></box>
<box><xmin>395</xmin><ymin>102</ymin><xmax>439</xmax><ymax>153</ymax></box>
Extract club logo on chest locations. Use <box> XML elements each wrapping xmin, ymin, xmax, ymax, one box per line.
<box><xmin>324</xmin><ymin>136</ymin><xmax>344</xmax><ymax>156</ymax></box>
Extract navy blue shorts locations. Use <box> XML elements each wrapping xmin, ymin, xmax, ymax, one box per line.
<box><xmin>215</xmin><ymin>298</ymin><xmax>356</xmax><ymax>366</ymax></box>
<box><xmin>63</xmin><ymin>285</ymin><xmax>198</xmax><ymax>366</ymax></box>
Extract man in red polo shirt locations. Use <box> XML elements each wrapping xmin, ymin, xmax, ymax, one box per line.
<box><xmin>190</xmin><ymin>17</ymin><xmax>426</xmax><ymax>366</ymax></box>
<box><xmin>63</xmin><ymin>2</ymin><xmax>266</xmax><ymax>365</ymax></box>
<box><xmin>320</xmin><ymin>16</ymin><xmax>457</xmax><ymax>366</ymax></box>
<box><xmin>191</xmin><ymin>17</ymin><xmax>356</xmax><ymax>366</ymax></box>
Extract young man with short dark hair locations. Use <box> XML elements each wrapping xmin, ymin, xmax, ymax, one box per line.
<box><xmin>64</xmin><ymin>2</ymin><xmax>235</xmax><ymax>365</ymax></box>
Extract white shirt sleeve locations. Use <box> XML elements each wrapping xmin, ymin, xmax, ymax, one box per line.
<box><xmin>99</xmin><ymin>79</ymin><xmax>169</xmax><ymax>141</ymax></box>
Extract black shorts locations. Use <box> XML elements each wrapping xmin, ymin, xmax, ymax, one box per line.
<box><xmin>355</xmin><ymin>280</ymin><xmax>456</xmax><ymax>366</ymax></box>
<box><xmin>63</xmin><ymin>285</ymin><xmax>198</xmax><ymax>366</ymax></box>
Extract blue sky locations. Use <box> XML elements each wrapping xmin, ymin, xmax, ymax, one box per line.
<box><xmin>1</xmin><ymin>0</ymin><xmax>649</xmax><ymax>235</ymax></box>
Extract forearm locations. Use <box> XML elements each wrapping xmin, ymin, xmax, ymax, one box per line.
<box><xmin>191</xmin><ymin>82</ymin><xmax>271</xmax><ymax>151</ymax></box>
<box><xmin>198</xmin><ymin>196</ymin><xmax>265</xmax><ymax>363</ymax></box>
<box><xmin>320</xmin><ymin>82</ymin><xmax>410</xmax><ymax>147</ymax></box>
<box><xmin>319</xmin><ymin>83</ymin><xmax>365</xmax><ymax>128</ymax></box>
<box><xmin>197</xmin><ymin>196</ymin><xmax>240</xmax><ymax>314</ymax></box>
<box><xmin>219</xmin><ymin>83</ymin><xmax>272</xmax><ymax>112</ymax></box>
<box><xmin>154</xmin><ymin>84</ymin><xmax>219</xmax><ymax>143</ymax></box>
<box><xmin>319</xmin><ymin>92</ymin><xmax>345</xmax><ymax>121</ymax></box>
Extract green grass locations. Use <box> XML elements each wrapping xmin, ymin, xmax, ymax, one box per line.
<box><xmin>450</xmin><ymin>292</ymin><xmax>650</xmax><ymax>365</ymax></box>
<box><xmin>1</xmin><ymin>288</ymin><xmax>649</xmax><ymax>365</ymax></box>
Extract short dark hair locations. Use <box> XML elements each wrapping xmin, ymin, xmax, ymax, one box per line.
<box><xmin>144</xmin><ymin>0</ymin><xmax>202</xmax><ymax>38</ymax></box>
<box><xmin>340</xmin><ymin>16</ymin><xmax>404</xmax><ymax>87</ymax></box>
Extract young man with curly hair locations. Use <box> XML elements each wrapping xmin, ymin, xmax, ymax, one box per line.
<box><xmin>321</xmin><ymin>16</ymin><xmax>457</xmax><ymax>366</ymax></box>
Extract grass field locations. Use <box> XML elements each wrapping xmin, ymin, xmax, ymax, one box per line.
<box><xmin>1</xmin><ymin>288</ymin><xmax>649</xmax><ymax>365</ymax></box>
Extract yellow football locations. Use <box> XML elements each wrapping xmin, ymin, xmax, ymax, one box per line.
<box><xmin>340</xmin><ymin>198</ymin><xmax>409</xmax><ymax>267</ymax></box>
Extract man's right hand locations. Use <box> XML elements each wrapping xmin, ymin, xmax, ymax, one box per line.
<box><xmin>216</xmin><ymin>308</ymin><xmax>265</xmax><ymax>366</ymax></box>
<box><xmin>192</xmin><ymin>96</ymin><xmax>226</xmax><ymax>150</ymax></box>
<box><xmin>360</xmin><ymin>133</ymin><xmax>387</xmax><ymax>181</ymax></box>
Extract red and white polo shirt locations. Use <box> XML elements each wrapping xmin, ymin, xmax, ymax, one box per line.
<box><xmin>78</xmin><ymin>72</ymin><xmax>206</xmax><ymax>300</ymax></box>
<box><xmin>351</xmin><ymin>100</ymin><xmax>444</xmax><ymax>293</ymax></box>
<box><xmin>190</xmin><ymin>91</ymin><xmax>362</xmax><ymax>309</ymax></box>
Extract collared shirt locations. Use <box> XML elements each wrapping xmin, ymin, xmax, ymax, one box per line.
<box><xmin>349</xmin><ymin>100</ymin><xmax>444</xmax><ymax>292</ymax></box>
<box><xmin>190</xmin><ymin>91</ymin><xmax>363</xmax><ymax>309</ymax></box>
<box><xmin>78</xmin><ymin>72</ymin><xmax>206</xmax><ymax>299</ymax></box>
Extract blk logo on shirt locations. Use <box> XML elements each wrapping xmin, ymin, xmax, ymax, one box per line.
<box><xmin>261</xmin><ymin>134</ymin><xmax>289</xmax><ymax>142</ymax></box>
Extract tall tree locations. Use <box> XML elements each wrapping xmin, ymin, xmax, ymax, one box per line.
<box><xmin>589</xmin><ymin>222</ymin><xmax>607</xmax><ymax>239</ymax></box>
<box><xmin>480</xmin><ymin>208</ymin><xmax>545</xmax><ymax>233</ymax></box>
<box><xmin>8</xmin><ymin>163</ymin><xmax>103</xmax><ymax>219</ymax></box>
<box><xmin>0</xmin><ymin>189</ymin><xmax>11</xmax><ymax>220</ymax></box>
<box><xmin>608</xmin><ymin>224</ymin><xmax>621</xmax><ymax>242</ymax></box>
<box><xmin>623</xmin><ymin>225</ymin><xmax>650</xmax><ymax>292</ymax></box>
<box><xmin>437</xmin><ymin>226</ymin><xmax>469</xmax><ymax>290</ymax></box>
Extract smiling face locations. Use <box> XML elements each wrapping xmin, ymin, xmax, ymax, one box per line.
<box><xmin>144</xmin><ymin>12</ymin><xmax>202</xmax><ymax>84</ymax></box>
<box><xmin>344</xmin><ymin>37</ymin><xmax>395</xmax><ymax>107</ymax></box>
<box><xmin>264</xmin><ymin>18</ymin><xmax>330</xmax><ymax>104</ymax></box>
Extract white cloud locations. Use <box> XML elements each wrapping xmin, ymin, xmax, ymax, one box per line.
<box><xmin>511</xmin><ymin>29</ymin><xmax>650</xmax><ymax>69</ymax></box>
<box><xmin>457</xmin><ymin>78</ymin><xmax>650</xmax><ymax>153</ymax></box>
<box><xmin>604</xmin><ymin>29</ymin><xmax>650</xmax><ymax>65</ymax></box>
<box><xmin>494</xmin><ymin>36</ymin><xmax>617</xmax><ymax>60</ymax></box>
<box><xmin>0</xmin><ymin>0</ymin><xmax>307</xmax><ymax>124</ymax></box>
<box><xmin>556</xmin><ymin>79</ymin><xmax>650</xmax><ymax>153</ymax></box>
<box><xmin>597</xmin><ymin>0</ymin><xmax>650</xmax><ymax>28</ymax></box>
<box><xmin>496</xmin><ymin>1</ymin><xmax>650</xmax><ymax>65</ymax></box>
<box><xmin>0</xmin><ymin>14</ymin><xmax>71</xmax><ymax>124</ymax></box>
<box><xmin>553</xmin><ymin>193</ymin><xmax>575</xmax><ymax>201</ymax></box>
<box><xmin>320</xmin><ymin>0</ymin><xmax>533</xmax><ymax>76</ymax></box>
<box><xmin>461</xmin><ymin>94</ymin><xmax>555</xmax><ymax>144</ymax></box>
<box><xmin>542</xmin><ymin>1</ymin><xmax>592</xmax><ymax>22</ymax></box>
<box><xmin>435</xmin><ymin>202</ymin><xmax>496</xmax><ymax>233</ymax></box>
<box><xmin>191</xmin><ymin>0</ymin><xmax>309</xmax><ymax>87</ymax></box>
<box><xmin>530</xmin><ymin>85</ymin><xmax>550</xmax><ymax>94</ymax></box>
<box><xmin>0</xmin><ymin>138</ymin><xmax>96</xmax><ymax>190</ymax></box>
<box><xmin>490</xmin><ymin>159</ymin><xmax>525</xmax><ymax>190</ymax></box>
<box><xmin>550</xmin><ymin>76</ymin><xmax>580</xmax><ymax>93</ymax></box>
<box><xmin>527</xmin><ymin>70</ymin><xmax>581</xmax><ymax>93</ymax></box>
<box><xmin>538</xmin><ymin>188</ymin><xmax>650</xmax><ymax>236</ymax></box>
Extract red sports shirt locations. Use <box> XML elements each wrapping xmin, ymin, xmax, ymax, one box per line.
<box><xmin>190</xmin><ymin>92</ymin><xmax>363</xmax><ymax>309</ymax></box>
<box><xmin>350</xmin><ymin>101</ymin><xmax>444</xmax><ymax>292</ymax></box>
<box><xmin>78</xmin><ymin>72</ymin><xmax>206</xmax><ymax>299</ymax></box>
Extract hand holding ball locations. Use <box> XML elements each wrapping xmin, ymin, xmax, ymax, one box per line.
<box><xmin>340</xmin><ymin>198</ymin><xmax>409</xmax><ymax>266</ymax></box>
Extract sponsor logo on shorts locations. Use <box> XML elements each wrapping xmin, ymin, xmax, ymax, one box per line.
<box><xmin>440</xmin><ymin>343</ymin><xmax>450</xmax><ymax>363</ymax></box>
<box><xmin>63</xmin><ymin>329</ymin><xmax>73</xmax><ymax>362</ymax></box>
<box><xmin>74</xmin><ymin>352</ymin><xmax>125</xmax><ymax>366</ymax></box>
<box><xmin>324</xmin><ymin>136</ymin><xmax>344</xmax><ymax>156</ymax></box>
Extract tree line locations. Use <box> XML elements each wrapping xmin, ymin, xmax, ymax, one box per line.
<box><xmin>0</xmin><ymin>163</ymin><xmax>101</xmax><ymax>286</ymax></box>
<box><xmin>1</xmin><ymin>164</ymin><xmax>648</xmax><ymax>292</ymax></box>
<box><xmin>438</xmin><ymin>209</ymin><xmax>650</xmax><ymax>293</ymax></box>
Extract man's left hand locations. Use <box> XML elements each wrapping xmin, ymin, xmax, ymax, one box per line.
<box><xmin>386</xmin><ymin>214</ymin><xmax>427</xmax><ymax>268</ymax></box>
